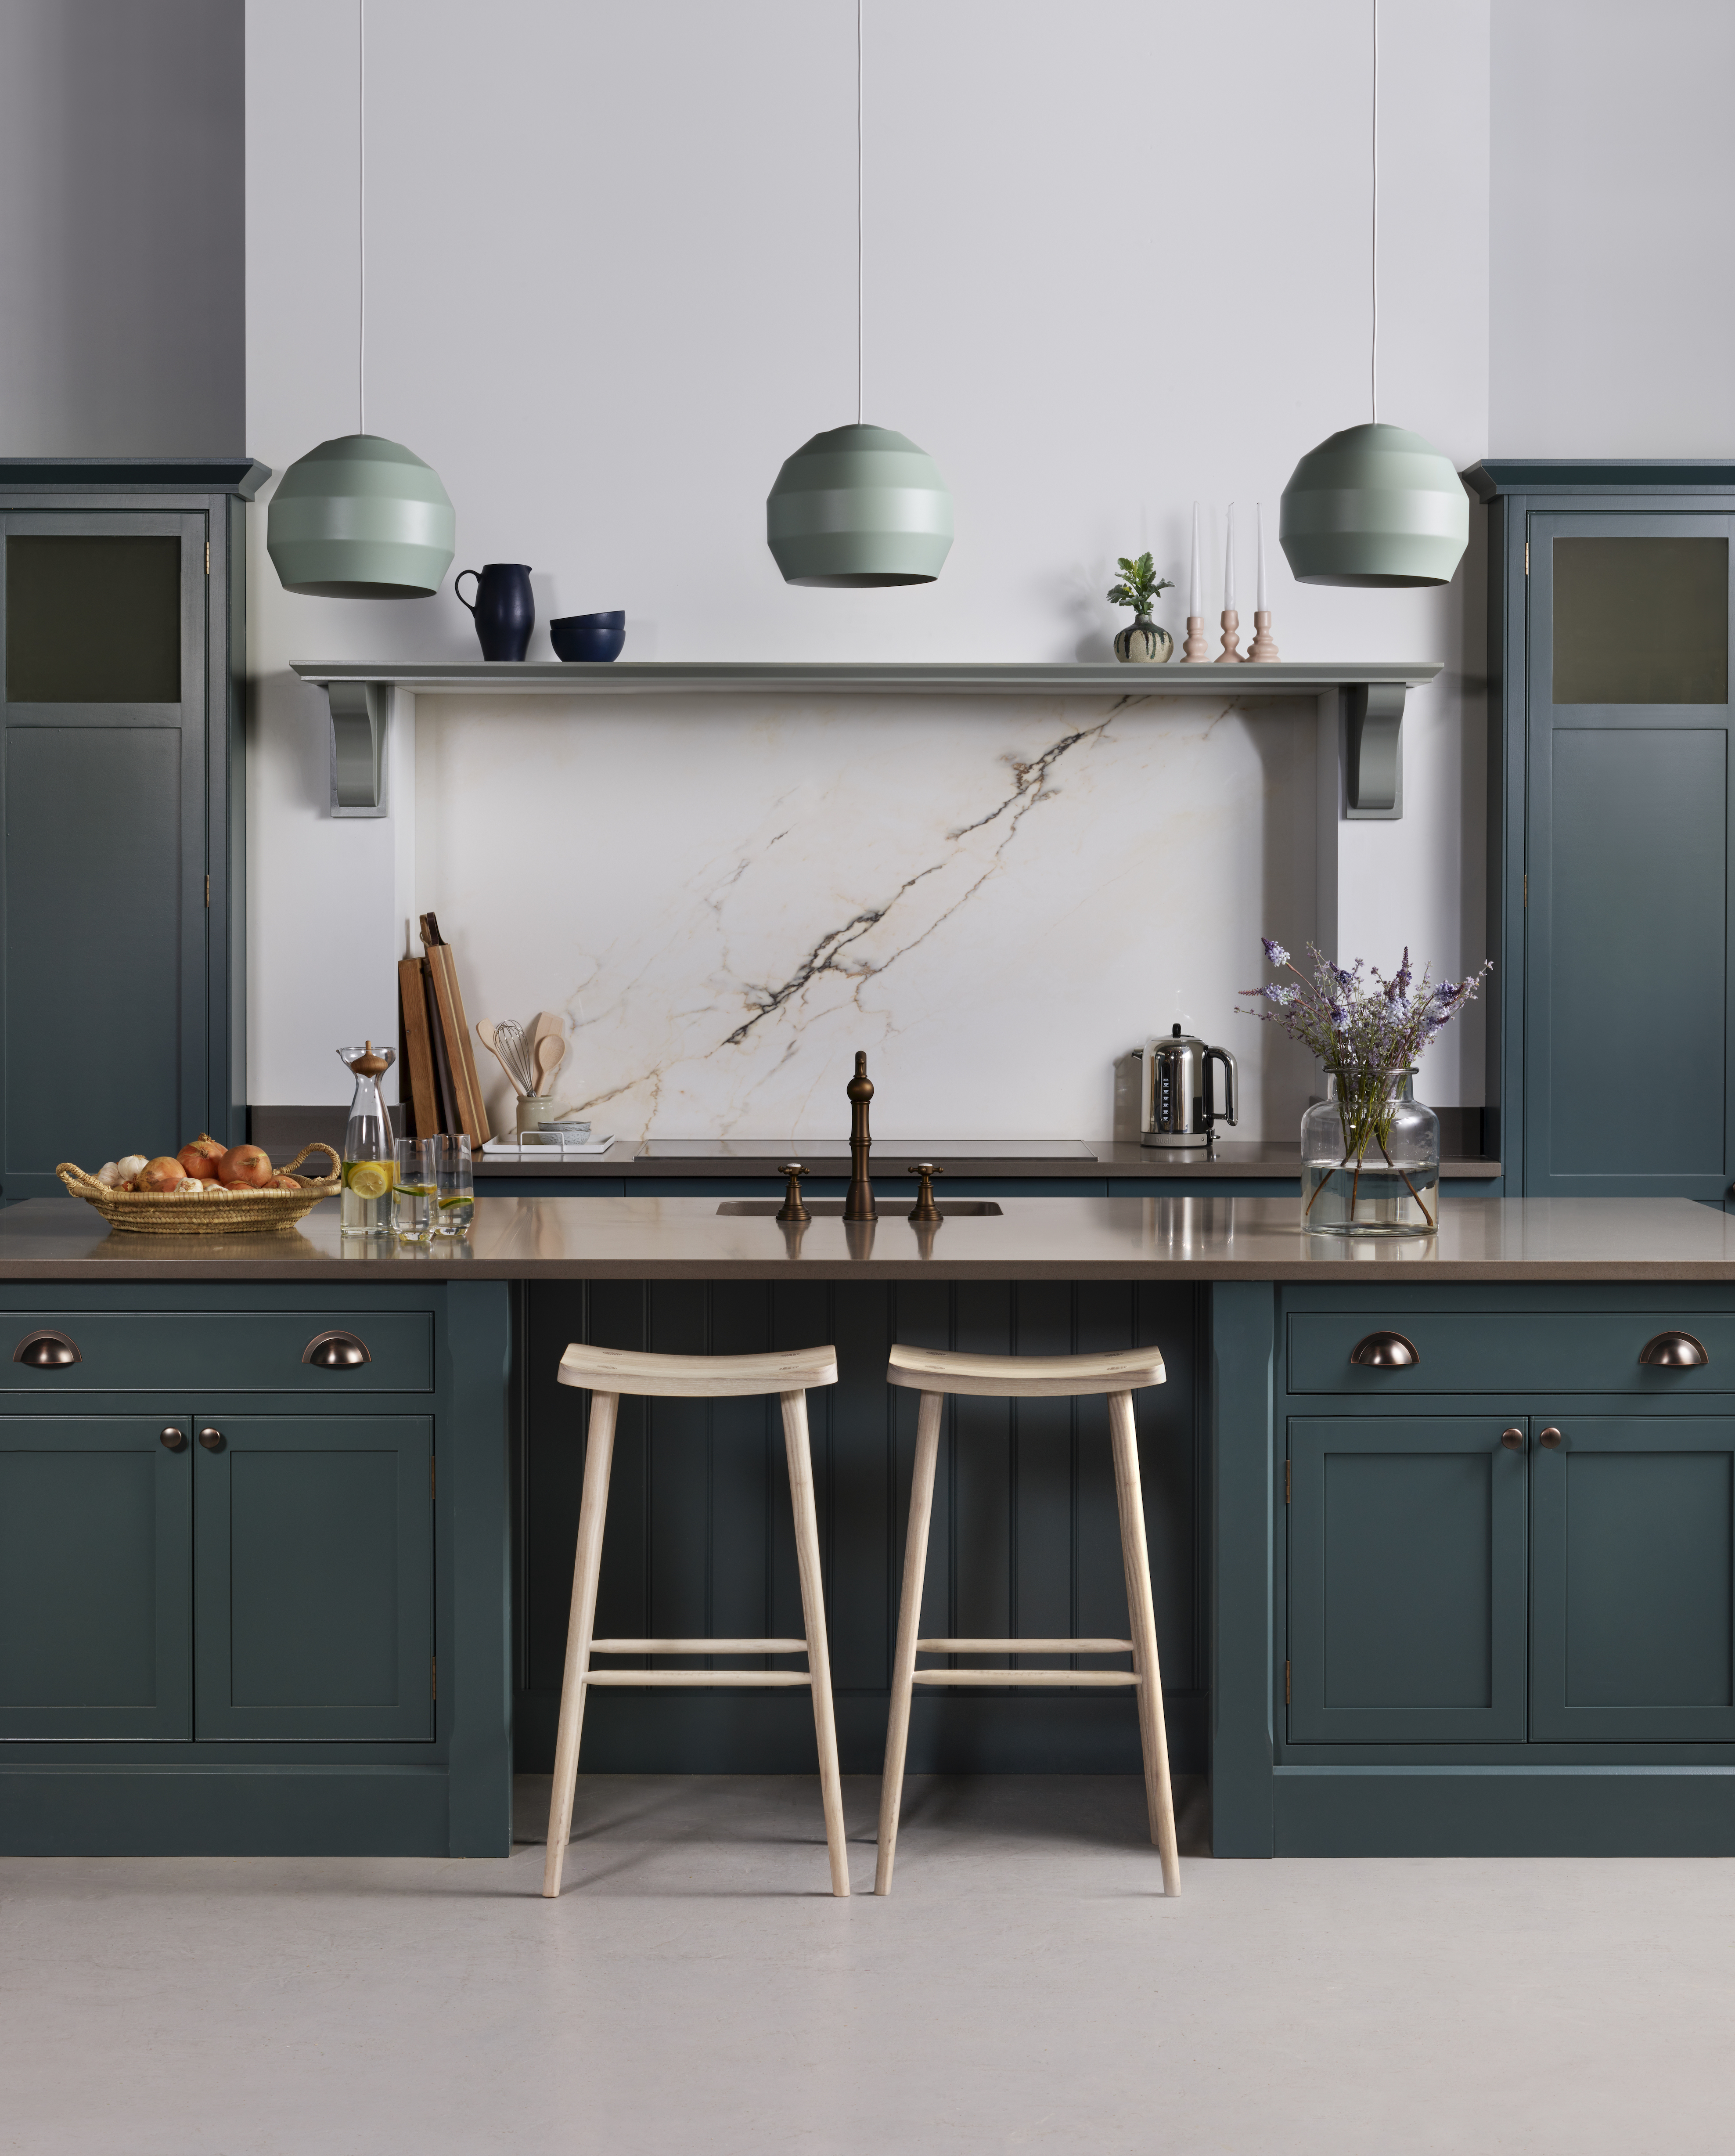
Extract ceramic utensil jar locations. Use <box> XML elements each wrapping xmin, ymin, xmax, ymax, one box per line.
<box><xmin>455</xmin><ymin>563</ymin><xmax>535</xmax><ymax>660</ymax></box>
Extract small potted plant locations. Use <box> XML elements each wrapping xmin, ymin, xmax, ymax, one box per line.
<box><xmin>1107</xmin><ymin>552</ymin><xmax>1175</xmax><ymax>663</ymax></box>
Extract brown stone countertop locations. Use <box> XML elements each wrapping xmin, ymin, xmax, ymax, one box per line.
<box><xmin>472</xmin><ymin>1139</ymin><xmax>1502</xmax><ymax>1180</ymax></box>
<box><xmin>1</xmin><ymin>1194</ymin><xmax>1732</xmax><ymax>1283</ymax></box>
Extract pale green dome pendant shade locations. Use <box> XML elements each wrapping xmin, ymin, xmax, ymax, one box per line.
<box><xmin>766</xmin><ymin>2</ymin><xmax>952</xmax><ymax>588</ymax></box>
<box><xmin>266</xmin><ymin>1</ymin><xmax>455</xmax><ymax>600</ymax></box>
<box><xmin>1279</xmin><ymin>3</ymin><xmax>1467</xmax><ymax>589</ymax></box>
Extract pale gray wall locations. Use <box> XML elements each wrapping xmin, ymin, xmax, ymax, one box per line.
<box><xmin>1490</xmin><ymin>0</ymin><xmax>1735</xmax><ymax>455</ymax></box>
<box><xmin>0</xmin><ymin>0</ymin><xmax>244</xmax><ymax>454</ymax></box>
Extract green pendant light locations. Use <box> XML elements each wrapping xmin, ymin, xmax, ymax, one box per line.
<box><xmin>1279</xmin><ymin>3</ymin><xmax>1467</xmax><ymax>589</ymax></box>
<box><xmin>266</xmin><ymin>0</ymin><xmax>454</xmax><ymax>600</ymax></box>
<box><xmin>766</xmin><ymin>1</ymin><xmax>951</xmax><ymax>588</ymax></box>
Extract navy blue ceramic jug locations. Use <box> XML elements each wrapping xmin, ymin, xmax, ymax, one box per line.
<box><xmin>455</xmin><ymin>563</ymin><xmax>534</xmax><ymax>661</ymax></box>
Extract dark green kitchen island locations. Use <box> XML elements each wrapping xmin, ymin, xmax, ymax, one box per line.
<box><xmin>3</xmin><ymin>1191</ymin><xmax>1734</xmax><ymax>1859</ymax></box>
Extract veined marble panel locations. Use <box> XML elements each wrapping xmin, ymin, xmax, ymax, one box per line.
<box><xmin>414</xmin><ymin>692</ymin><xmax>1322</xmax><ymax>1142</ymax></box>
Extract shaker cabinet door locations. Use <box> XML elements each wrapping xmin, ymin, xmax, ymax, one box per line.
<box><xmin>1523</xmin><ymin>513</ymin><xmax>1735</xmax><ymax>1198</ymax></box>
<box><xmin>1288</xmin><ymin>1417</ymin><xmax>1529</xmax><ymax>1744</ymax></box>
<box><xmin>0</xmin><ymin>1415</ymin><xmax>191</xmax><ymax>1739</ymax></box>
<box><xmin>1531</xmin><ymin>1416</ymin><xmax>1735</xmax><ymax>1742</ymax></box>
<box><xmin>0</xmin><ymin>511</ymin><xmax>210</xmax><ymax>1201</ymax></box>
<box><xmin>193</xmin><ymin>1415</ymin><xmax>434</xmax><ymax>1742</ymax></box>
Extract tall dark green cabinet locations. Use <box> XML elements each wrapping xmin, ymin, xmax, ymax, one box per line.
<box><xmin>0</xmin><ymin>459</ymin><xmax>267</xmax><ymax>1200</ymax></box>
<box><xmin>1468</xmin><ymin>462</ymin><xmax>1735</xmax><ymax>1200</ymax></box>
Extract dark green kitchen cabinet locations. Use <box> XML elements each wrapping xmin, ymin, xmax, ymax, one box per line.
<box><xmin>193</xmin><ymin>1414</ymin><xmax>434</xmax><ymax>1743</ymax></box>
<box><xmin>1531</xmin><ymin>1415</ymin><xmax>1735</xmax><ymax>1743</ymax></box>
<box><xmin>0</xmin><ymin>461</ymin><xmax>267</xmax><ymax>1201</ymax></box>
<box><xmin>0</xmin><ymin>1415</ymin><xmax>191</xmax><ymax>1741</ymax></box>
<box><xmin>1286</xmin><ymin>1415</ymin><xmax>1528</xmax><ymax>1744</ymax></box>
<box><xmin>1466</xmin><ymin>462</ymin><xmax>1735</xmax><ymax>1198</ymax></box>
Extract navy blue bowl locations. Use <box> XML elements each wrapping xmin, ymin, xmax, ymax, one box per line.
<box><xmin>550</xmin><ymin>611</ymin><xmax>626</xmax><ymax>663</ymax></box>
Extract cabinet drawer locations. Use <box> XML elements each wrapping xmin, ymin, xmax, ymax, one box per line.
<box><xmin>1288</xmin><ymin>1311</ymin><xmax>1735</xmax><ymax>1395</ymax></box>
<box><xmin>0</xmin><ymin>1312</ymin><xmax>432</xmax><ymax>1394</ymax></box>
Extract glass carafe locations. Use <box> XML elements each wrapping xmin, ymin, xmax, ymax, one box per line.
<box><xmin>338</xmin><ymin>1042</ymin><xmax>396</xmax><ymax>1237</ymax></box>
<box><xmin>1300</xmin><ymin>1068</ymin><xmax>1440</xmax><ymax>1237</ymax></box>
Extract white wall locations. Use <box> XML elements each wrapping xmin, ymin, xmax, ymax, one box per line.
<box><xmin>246</xmin><ymin>0</ymin><xmax>1492</xmax><ymax>1132</ymax></box>
<box><xmin>0</xmin><ymin>0</ymin><xmax>244</xmax><ymax>454</ymax></box>
<box><xmin>1490</xmin><ymin>0</ymin><xmax>1735</xmax><ymax>456</ymax></box>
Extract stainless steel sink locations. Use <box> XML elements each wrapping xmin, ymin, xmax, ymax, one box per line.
<box><xmin>716</xmin><ymin>1201</ymin><xmax>1003</xmax><ymax>1218</ymax></box>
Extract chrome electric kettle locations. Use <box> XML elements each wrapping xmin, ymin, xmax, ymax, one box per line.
<box><xmin>1135</xmin><ymin>1023</ymin><xmax>1238</xmax><ymax>1149</ymax></box>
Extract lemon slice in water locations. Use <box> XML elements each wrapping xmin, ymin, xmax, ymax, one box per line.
<box><xmin>346</xmin><ymin>1161</ymin><xmax>392</xmax><ymax>1199</ymax></box>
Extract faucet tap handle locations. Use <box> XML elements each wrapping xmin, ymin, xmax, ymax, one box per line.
<box><xmin>907</xmin><ymin>1162</ymin><xmax>944</xmax><ymax>1223</ymax></box>
<box><xmin>776</xmin><ymin>1161</ymin><xmax>811</xmax><ymax>1224</ymax></box>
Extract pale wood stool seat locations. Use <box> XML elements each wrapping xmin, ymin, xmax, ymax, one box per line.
<box><xmin>886</xmin><ymin>1342</ymin><xmax>1166</xmax><ymax>1398</ymax></box>
<box><xmin>877</xmin><ymin>1342</ymin><xmax>1180</xmax><ymax>1897</ymax></box>
<box><xmin>543</xmin><ymin>1343</ymin><xmax>848</xmax><ymax>1900</ymax></box>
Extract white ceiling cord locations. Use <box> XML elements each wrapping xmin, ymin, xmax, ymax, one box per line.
<box><xmin>359</xmin><ymin>0</ymin><xmax>368</xmax><ymax>436</ymax></box>
<box><xmin>857</xmin><ymin>0</ymin><xmax>864</xmax><ymax>426</ymax></box>
<box><xmin>1370</xmin><ymin>0</ymin><xmax>1379</xmax><ymax>426</ymax></box>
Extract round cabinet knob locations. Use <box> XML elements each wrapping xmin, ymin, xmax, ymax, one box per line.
<box><xmin>1538</xmin><ymin>1426</ymin><xmax>1564</xmax><ymax>1449</ymax></box>
<box><xmin>1499</xmin><ymin>1427</ymin><xmax>1526</xmax><ymax>1452</ymax></box>
<box><xmin>302</xmin><ymin>1331</ymin><xmax>371</xmax><ymax>1368</ymax></box>
<box><xmin>12</xmin><ymin>1330</ymin><xmax>80</xmax><ymax>1368</ymax></box>
<box><xmin>197</xmin><ymin>1426</ymin><xmax>225</xmax><ymax>1452</ymax></box>
<box><xmin>1349</xmin><ymin>1330</ymin><xmax>1420</xmax><ymax>1369</ymax></box>
<box><xmin>1639</xmin><ymin>1331</ymin><xmax>1710</xmax><ymax>1368</ymax></box>
<box><xmin>158</xmin><ymin>1426</ymin><xmax>187</xmax><ymax>1452</ymax></box>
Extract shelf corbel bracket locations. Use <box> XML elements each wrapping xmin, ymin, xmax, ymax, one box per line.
<box><xmin>327</xmin><ymin>680</ymin><xmax>389</xmax><ymax>818</ymax></box>
<box><xmin>1343</xmin><ymin>682</ymin><xmax>1405</xmax><ymax>820</ymax></box>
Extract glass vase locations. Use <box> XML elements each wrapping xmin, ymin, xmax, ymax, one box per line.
<box><xmin>1300</xmin><ymin>1069</ymin><xmax>1440</xmax><ymax>1237</ymax></box>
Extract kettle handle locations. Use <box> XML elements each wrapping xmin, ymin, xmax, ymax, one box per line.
<box><xmin>1205</xmin><ymin>1046</ymin><xmax>1238</xmax><ymax>1130</ymax></box>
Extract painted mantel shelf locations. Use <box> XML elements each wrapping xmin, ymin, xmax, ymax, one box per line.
<box><xmin>291</xmin><ymin>659</ymin><xmax>1442</xmax><ymax>818</ymax></box>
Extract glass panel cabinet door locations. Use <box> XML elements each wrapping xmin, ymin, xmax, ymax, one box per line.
<box><xmin>1525</xmin><ymin>513</ymin><xmax>1735</xmax><ymax>1198</ymax></box>
<box><xmin>0</xmin><ymin>512</ymin><xmax>207</xmax><ymax>1200</ymax></box>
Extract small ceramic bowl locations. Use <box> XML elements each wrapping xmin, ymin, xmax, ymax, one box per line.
<box><xmin>550</xmin><ymin>611</ymin><xmax>626</xmax><ymax>663</ymax></box>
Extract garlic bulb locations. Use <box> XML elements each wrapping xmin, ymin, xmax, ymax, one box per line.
<box><xmin>94</xmin><ymin>1161</ymin><xmax>123</xmax><ymax>1188</ymax></box>
<box><xmin>115</xmin><ymin>1155</ymin><xmax>148</xmax><ymax>1181</ymax></box>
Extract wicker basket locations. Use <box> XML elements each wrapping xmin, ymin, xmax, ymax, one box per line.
<box><xmin>57</xmin><ymin>1140</ymin><xmax>342</xmax><ymax>1236</ymax></box>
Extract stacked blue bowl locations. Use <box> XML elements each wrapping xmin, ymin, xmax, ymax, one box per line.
<box><xmin>550</xmin><ymin>610</ymin><xmax>626</xmax><ymax>663</ymax></box>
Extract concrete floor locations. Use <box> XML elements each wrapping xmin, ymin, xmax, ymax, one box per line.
<box><xmin>2</xmin><ymin>1776</ymin><xmax>1734</xmax><ymax>2154</ymax></box>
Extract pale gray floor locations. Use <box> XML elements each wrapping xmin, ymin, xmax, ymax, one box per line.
<box><xmin>3</xmin><ymin>1775</ymin><xmax>1734</xmax><ymax>2154</ymax></box>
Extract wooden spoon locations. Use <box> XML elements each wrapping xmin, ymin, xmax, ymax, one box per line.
<box><xmin>534</xmin><ymin>1033</ymin><xmax>566</xmax><ymax>1096</ymax></box>
<box><xmin>531</xmin><ymin>1010</ymin><xmax>563</xmax><ymax>1057</ymax></box>
<box><xmin>475</xmin><ymin>1018</ymin><xmax>526</xmax><ymax>1096</ymax></box>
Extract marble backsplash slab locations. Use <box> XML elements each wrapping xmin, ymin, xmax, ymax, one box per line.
<box><xmin>412</xmin><ymin>690</ymin><xmax>1325</xmax><ymax>1143</ymax></box>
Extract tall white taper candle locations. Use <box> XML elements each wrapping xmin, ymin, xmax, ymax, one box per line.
<box><xmin>1256</xmin><ymin>502</ymin><xmax>1269</xmax><ymax>610</ymax></box>
<box><xmin>1189</xmin><ymin>502</ymin><xmax>1202</xmax><ymax>619</ymax></box>
<box><xmin>1224</xmin><ymin>503</ymin><xmax>1237</xmax><ymax>612</ymax></box>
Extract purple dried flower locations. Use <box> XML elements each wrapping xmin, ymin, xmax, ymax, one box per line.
<box><xmin>1262</xmin><ymin>937</ymin><xmax>1290</xmax><ymax>968</ymax></box>
<box><xmin>1329</xmin><ymin>1003</ymin><xmax>1350</xmax><ymax>1030</ymax></box>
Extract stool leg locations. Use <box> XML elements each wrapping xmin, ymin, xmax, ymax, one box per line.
<box><xmin>781</xmin><ymin>1388</ymin><xmax>850</xmax><ymax>1897</ymax></box>
<box><xmin>1109</xmin><ymin>1389</ymin><xmax>1181</xmax><ymax>1896</ymax></box>
<box><xmin>542</xmin><ymin>1390</ymin><xmax>619</xmax><ymax>1899</ymax></box>
<box><xmin>875</xmin><ymin>1387</ymin><xmax>943</xmax><ymax>1896</ymax></box>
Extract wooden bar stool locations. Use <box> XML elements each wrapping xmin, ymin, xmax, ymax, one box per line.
<box><xmin>542</xmin><ymin>1343</ymin><xmax>850</xmax><ymax>1900</ymax></box>
<box><xmin>876</xmin><ymin>1342</ymin><xmax>1180</xmax><ymax>1897</ymax></box>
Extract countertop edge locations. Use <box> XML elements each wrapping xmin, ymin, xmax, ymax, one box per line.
<box><xmin>1</xmin><ymin>1259</ymin><xmax>1732</xmax><ymax>1283</ymax></box>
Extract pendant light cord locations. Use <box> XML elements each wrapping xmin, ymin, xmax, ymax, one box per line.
<box><xmin>359</xmin><ymin>0</ymin><xmax>367</xmax><ymax>437</ymax></box>
<box><xmin>1370</xmin><ymin>0</ymin><xmax>1378</xmax><ymax>426</ymax></box>
<box><xmin>856</xmin><ymin>0</ymin><xmax>864</xmax><ymax>426</ymax></box>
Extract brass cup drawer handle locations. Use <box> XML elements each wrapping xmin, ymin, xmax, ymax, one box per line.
<box><xmin>13</xmin><ymin>1329</ymin><xmax>80</xmax><ymax>1367</ymax></box>
<box><xmin>1499</xmin><ymin>1427</ymin><xmax>1526</xmax><ymax>1453</ymax></box>
<box><xmin>302</xmin><ymin>1330</ymin><xmax>371</xmax><ymax>1369</ymax></box>
<box><xmin>1538</xmin><ymin>1426</ymin><xmax>1564</xmax><ymax>1449</ymax></box>
<box><xmin>1349</xmin><ymin>1330</ymin><xmax>1420</xmax><ymax>1369</ymax></box>
<box><xmin>159</xmin><ymin>1426</ymin><xmax>187</xmax><ymax>1452</ymax></box>
<box><xmin>1639</xmin><ymin>1331</ymin><xmax>1709</xmax><ymax>1368</ymax></box>
<box><xmin>198</xmin><ymin>1426</ymin><xmax>225</xmax><ymax>1452</ymax></box>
